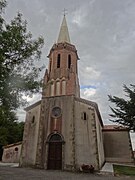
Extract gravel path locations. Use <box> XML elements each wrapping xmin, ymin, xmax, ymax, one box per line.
<box><xmin>0</xmin><ymin>166</ymin><xmax>134</xmax><ymax>180</ymax></box>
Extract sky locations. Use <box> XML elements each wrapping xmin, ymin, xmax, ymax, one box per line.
<box><xmin>3</xmin><ymin>0</ymin><xmax>135</xmax><ymax>149</ymax></box>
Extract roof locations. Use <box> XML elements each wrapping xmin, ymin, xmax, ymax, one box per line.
<box><xmin>57</xmin><ymin>15</ymin><xmax>70</xmax><ymax>43</ymax></box>
<box><xmin>24</xmin><ymin>100</ymin><xmax>41</xmax><ymax>111</ymax></box>
<box><xmin>103</xmin><ymin>125</ymin><xmax>129</xmax><ymax>131</ymax></box>
<box><xmin>48</xmin><ymin>42</ymin><xmax>80</xmax><ymax>60</ymax></box>
<box><xmin>3</xmin><ymin>142</ymin><xmax>22</xmax><ymax>149</ymax></box>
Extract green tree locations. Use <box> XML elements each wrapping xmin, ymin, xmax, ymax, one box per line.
<box><xmin>0</xmin><ymin>0</ymin><xmax>44</xmax><ymax>153</ymax></box>
<box><xmin>108</xmin><ymin>84</ymin><xmax>135</xmax><ymax>131</ymax></box>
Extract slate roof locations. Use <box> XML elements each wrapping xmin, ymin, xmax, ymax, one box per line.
<box><xmin>57</xmin><ymin>15</ymin><xmax>70</xmax><ymax>43</ymax></box>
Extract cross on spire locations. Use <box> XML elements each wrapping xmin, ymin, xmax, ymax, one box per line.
<box><xmin>63</xmin><ymin>8</ymin><xmax>68</xmax><ymax>16</ymax></box>
<box><xmin>57</xmin><ymin>10</ymin><xmax>70</xmax><ymax>43</ymax></box>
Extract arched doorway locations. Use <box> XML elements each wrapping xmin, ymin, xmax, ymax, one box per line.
<box><xmin>47</xmin><ymin>133</ymin><xmax>64</xmax><ymax>170</ymax></box>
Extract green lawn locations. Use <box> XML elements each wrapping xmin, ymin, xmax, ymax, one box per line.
<box><xmin>113</xmin><ymin>164</ymin><xmax>135</xmax><ymax>176</ymax></box>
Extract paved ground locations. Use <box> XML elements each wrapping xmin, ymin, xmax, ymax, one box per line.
<box><xmin>100</xmin><ymin>162</ymin><xmax>114</xmax><ymax>174</ymax></box>
<box><xmin>0</xmin><ymin>166</ymin><xmax>134</xmax><ymax>180</ymax></box>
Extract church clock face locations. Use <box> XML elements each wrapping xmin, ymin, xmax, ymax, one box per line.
<box><xmin>51</xmin><ymin>107</ymin><xmax>61</xmax><ymax>118</ymax></box>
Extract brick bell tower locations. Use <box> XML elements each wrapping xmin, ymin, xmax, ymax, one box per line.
<box><xmin>42</xmin><ymin>15</ymin><xmax>80</xmax><ymax>97</ymax></box>
<box><xmin>35</xmin><ymin>15</ymin><xmax>80</xmax><ymax>169</ymax></box>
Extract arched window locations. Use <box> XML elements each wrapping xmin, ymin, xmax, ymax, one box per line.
<box><xmin>49</xmin><ymin>134</ymin><xmax>63</xmax><ymax>142</ymax></box>
<box><xmin>15</xmin><ymin>147</ymin><xmax>18</xmax><ymax>152</ymax></box>
<box><xmin>83</xmin><ymin>112</ymin><xmax>87</xmax><ymax>120</ymax></box>
<box><xmin>81</xmin><ymin>112</ymin><xmax>87</xmax><ymax>120</ymax></box>
<box><xmin>68</xmin><ymin>54</ymin><xmax>71</xmax><ymax>69</ymax></box>
<box><xmin>32</xmin><ymin>116</ymin><xmax>35</xmax><ymax>123</ymax></box>
<box><xmin>49</xmin><ymin>60</ymin><xmax>52</xmax><ymax>72</ymax></box>
<box><xmin>57</xmin><ymin>54</ymin><xmax>61</xmax><ymax>68</ymax></box>
<box><xmin>47</xmin><ymin>133</ymin><xmax>64</xmax><ymax>143</ymax></box>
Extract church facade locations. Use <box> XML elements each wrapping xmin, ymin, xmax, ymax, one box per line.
<box><xmin>20</xmin><ymin>16</ymin><xmax>134</xmax><ymax>170</ymax></box>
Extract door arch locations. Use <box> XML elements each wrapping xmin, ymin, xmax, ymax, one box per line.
<box><xmin>47</xmin><ymin>133</ymin><xmax>64</xmax><ymax>170</ymax></box>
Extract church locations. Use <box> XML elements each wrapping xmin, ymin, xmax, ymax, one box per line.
<box><xmin>19</xmin><ymin>15</ymin><xmax>134</xmax><ymax>171</ymax></box>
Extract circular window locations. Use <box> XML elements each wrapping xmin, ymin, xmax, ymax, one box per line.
<box><xmin>51</xmin><ymin>107</ymin><xmax>61</xmax><ymax>118</ymax></box>
<box><xmin>15</xmin><ymin>147</ymin><xmax>18</xmax><ymax>151</ymax></box>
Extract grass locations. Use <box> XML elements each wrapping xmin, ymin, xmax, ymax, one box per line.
<box><xmin>113</xmin><ymin>164</ymin><xmax>135</xmax><ymax>176</ymax></box>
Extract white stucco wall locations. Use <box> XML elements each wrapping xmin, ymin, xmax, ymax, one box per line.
<box><xmin>20</xmin><ymin>102</ymin><xmax>41</xmax><ymax>166</ymax></box>
<box><xmin>95</xmin><ymin>111</ymin><xmax>105</xmax><ymax>168</ymax></box>
<box><xmin>74</xmin><ymin>100</ymin><xmax>99</xmax><ymax>170</ymax></box>
<box><xmin>103</xmin><ymin>130</ymin><xmax>134</xmax><ymax>164</ymax></box>
<box><xmin>61</xmin><ymin>96</ymin><xmax>75</xmax><ymax>170</ymax></box>
<box><xmin>2</xmin><ymin>143</ymin><xmax>22</xmax><ymax>163</ymax></box>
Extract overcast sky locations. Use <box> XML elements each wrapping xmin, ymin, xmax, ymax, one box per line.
<box><xmin>4</xmin><ymin>0</ymin><xmax>135</xmax><ymax>148</ymax></box>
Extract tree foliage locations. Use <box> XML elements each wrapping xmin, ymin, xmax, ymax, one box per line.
<box><xmin>108</xmin><ymin>84</ymin><xmax>135</xmax><ymax>131</ymax></box>
<box><xmin>0</xmin><ymin>0</ymin><xmax>44</xmax><ymax>150</ymax></box>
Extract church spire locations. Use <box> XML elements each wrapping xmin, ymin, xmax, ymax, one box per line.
<box><xmin>57</xmin><ymin>15</ymin><xmax>70</xmax><ymax>43</ymax></box>
<box><xmin>43</xmin><ymin>14</ymin><xmax>80</xmax><ymax>98</ymax></box>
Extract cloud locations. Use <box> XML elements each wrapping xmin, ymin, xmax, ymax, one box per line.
<box><xmin>80</xmin><ymin>85</ymin><xmax>96</xmax><ymax>89</ymax></box>
<box><xmin>5</xmin><ymin>0</ymin><xmax>134</xmax><ymax>106</ymax></box>
<box><xmin>5</xmin><ymin>0</ymin><xmax>135</xmax><ymax>147</ymax></box>
<box><xmin>85</xmin><ymin>67</ymin><xmax>101</xmax><ymax>79</ymax></box>
<box><xmin>81</xmin><ymin>88</ymin><xmax>96</xmax><ymax>99</ymax></box>
<box><xmin>72</xmin><ymin>5</ymin><xmax>88</xmax><ymax>27</ymax></box>
<box><xmin>79</xmin><ymin>63</ymin><xmax>101</xmax><ymax>86</ymax></box>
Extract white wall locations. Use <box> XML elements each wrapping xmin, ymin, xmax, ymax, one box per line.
<box><xmin>2</xmin><ymin>143</ymin><xmax>22</xmax><ymax>163</ymax></box>
<box><xmin>74</xmin><ymin>100</ymin><xmax>99</xmax><ymax>169</ymax></box>
<box><xmin>20</xmin><ymin>102</ymin><xmax>41</xmax><ymax>166</ymax></box>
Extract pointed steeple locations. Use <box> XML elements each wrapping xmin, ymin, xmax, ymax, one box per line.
<box><xmin>57</xmin><ymin>15</ymin><xmax>70</xmax><ymax>43</ymax></box>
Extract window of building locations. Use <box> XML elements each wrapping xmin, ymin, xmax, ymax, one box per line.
<box><xmin>68</xmin><ymin>54</ymin><xmax>71</xmax><ymax>69</ymax></box>
<box><xmin>82</xmin><ymin>112</ymin><xmax>87</xmax><ymax>120</ymax></box>
<box><xmin>50</xmin><ymin>60</ymin><xmax>52</xmax><ymax>72</ymax></box>
<box><xmin>48</xmin><ymin>134</ymin><xmax>63</xmax><ymax>142</ymax></box>
<box><xmin>83</xmin><ymin>112</ymin><xmax>87</xmax><ymax>120</ymax></box>
<box><xmin>15</xmin><ymin>147</ymin><xmax>18</xmax><ymax>151</ymax></box>
<box><xmin>32</xmin><ymin>116</ymin><xmax>35</xmax><ymax>123</ymax></box>
<box><xmin>57</xmin><ymin>54</ymin><xmax>61</xmax><ymax>68</ymax></box>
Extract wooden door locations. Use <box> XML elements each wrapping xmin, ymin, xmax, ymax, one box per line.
<box><xmin>48</xmin><ymin>142</ymin><xmax>62</xmax><ymax>170</ymax></box>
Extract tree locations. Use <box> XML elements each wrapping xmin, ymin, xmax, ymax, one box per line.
<box><xmin>108</xmin><ymin>84</ymin><xmax>135</xmax><ymax>131</ymax></box>
<box><xmin>0</xmin><ymin>0</ymin><xmax>44</xmax><ymax>154</ymax></box>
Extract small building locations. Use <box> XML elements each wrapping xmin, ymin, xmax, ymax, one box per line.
<box><xmin>2</xmin><ymin>142</ymin><xmax>22</xmax><ymax>163</ymax></box>
<box><xmin>103</xmin><ymin>125</ymin><xmax>134</xmax><ymax>164</ymax></box>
